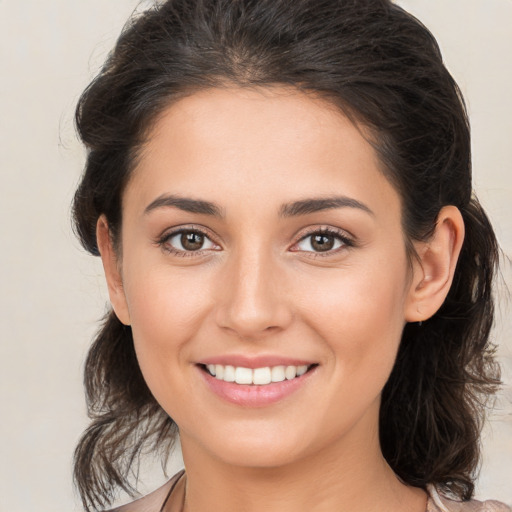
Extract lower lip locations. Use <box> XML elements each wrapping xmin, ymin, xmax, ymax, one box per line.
<box><xmin>198</xmin><ymin>366</ymin><xmax>316</xmax><ymax>407</ymax></box>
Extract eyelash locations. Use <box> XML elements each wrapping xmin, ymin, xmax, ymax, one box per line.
<box><xmin>292</xmin><ymin>227</ymin><xmax>355</xmax><ymax>257</ymax></box>
<box><xmin>156</xmin><ymin>226</ymin><xmax>218</xmax><ymax>257</ymax></box>
<box><xmin>156</xmin><ymin>226</ymin><xmax>355</xmax><ymax>257</ymax></box>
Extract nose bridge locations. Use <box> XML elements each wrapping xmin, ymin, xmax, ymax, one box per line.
<box><xmin>216</xmin><ymin>239</ymin><xmax>291</xmax><ymax>338</ymax></box>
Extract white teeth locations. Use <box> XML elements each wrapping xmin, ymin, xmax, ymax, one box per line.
<box><xmin>235</xmin><ymin>367</ymin><xmax>253</xmax><ymax>384</ymax></box>
<box><xmin>206</xmin><ymin>364</ymin><xmax>312</xmax><ymax>385</ymax></box>
<box><xmin>253</xmin><ymin>367</ymin><xmax>272</xmax><ymax>385</ymax></box>
<box><xmin>297</xmin><ymin>365</ymin><xmax>308</xmax><ymax>376</ymax></box>
<box><xmin>271</xmin><ymin>365</ymin><xmax>286</xmax><ymax>382</ymax></box>
<box><xmin>285</xmin><ymin>365</ymin><xmax>297</xmax><ymax>380</ymax></box>
<box><xmin>224</xmin><ymin>365</ymin><xmax>235</xmax><ymax>382</ymax></box>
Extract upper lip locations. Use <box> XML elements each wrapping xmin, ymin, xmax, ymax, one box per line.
<box><xmin>197</xmin><ymin>355</ymin><xmax>316</xmax><ymax>369</ymax></box>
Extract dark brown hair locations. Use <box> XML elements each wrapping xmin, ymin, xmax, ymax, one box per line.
<box><xmin>72</xmin><ymin>1</ymin><xmax>501</xmax><ymax>510</ymax></box>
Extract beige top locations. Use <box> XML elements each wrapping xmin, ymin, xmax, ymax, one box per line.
<box><xmin>427</xmin><ymin>486</ymin><xmax>511</xmax><ymax>512</ymax></box>
<box><xmin>110</xmin><ymin>471</ymin><xmax>511</xmax><ymax>512</ymax></box>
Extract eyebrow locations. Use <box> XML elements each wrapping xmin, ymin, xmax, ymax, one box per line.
<box><xmin>144</xmin><ymin>194</ymin><xmax>373</xmax><ymax>218</ymax></box>
<box><xmin>279</xmin><ymin>196</ymin><xmax>374</xmax><ymax>217</ymax></box>
<box><xmin>144</xmin><ymin>194</ymin><xmax>224</xmax><ymax>217</ymax></box>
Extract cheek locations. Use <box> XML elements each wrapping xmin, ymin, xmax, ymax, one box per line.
<box><xmin>293</xmin><ymin>258</ymin><xmax>408</xmax><ymax>382</ymax></box>
<box><xmin>121</xmin><ymin>262</ymin><xmax>215</xmax><ymax>386</ymax></box>
<box><xmin>297</xmin><ymin>263</ymin><xmax>407</xmax><ymax>332</ymax></box>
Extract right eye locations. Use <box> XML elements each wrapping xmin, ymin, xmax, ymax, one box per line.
<box><xmin>159</xmin><ymin>228</ymin><xmax>219</xmax><ymax>255</ymax></box>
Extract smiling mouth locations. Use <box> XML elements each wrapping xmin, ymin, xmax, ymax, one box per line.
<box><xmin>200</xmin><ymin>363</ymin><xmax>316</xmax><ymax>386</ymax></box>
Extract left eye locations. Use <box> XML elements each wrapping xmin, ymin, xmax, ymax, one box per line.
<box><xmin>295</xmin><ymin>232</ymin><xmax>347</xmax><ymax>253</ymax></box>
<box><xmin>166</xmin><ymin>230</ymin><xmax>217</xmax><ymax>252</ymax></box>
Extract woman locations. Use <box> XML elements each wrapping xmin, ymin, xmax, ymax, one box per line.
<box><xmin>72</xmin><ymin>1</ymin><xmax>510</xmax><ymax>511</ymax></box>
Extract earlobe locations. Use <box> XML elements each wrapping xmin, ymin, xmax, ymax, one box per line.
<box><xmin>96</xmin><ymin>216</ymin><xmax>131</xmax><ymax>326</ymax></box>
<box><xmin>405</xmin><ymin>206</ymin><xmax>465</xmax><ymax>323</ymax></box>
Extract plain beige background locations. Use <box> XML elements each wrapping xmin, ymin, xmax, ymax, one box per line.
<box><xmin>0</xmin><ymin>1</ymin><xmax>510</xmax><ymax>511</ymax></box>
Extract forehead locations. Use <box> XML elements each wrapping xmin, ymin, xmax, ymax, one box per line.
<box><xmin>125</xmin><ymin>86</ymin><xmax>400</xmax><ymax>222</ymax></box>
<box><xmin>142</xmin><ymin>86</ymin><xmax>370</xmax><ymax>168</ymax></box>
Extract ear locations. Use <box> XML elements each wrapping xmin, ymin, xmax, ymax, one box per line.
<box><xmin>96</xmin><ymin>215</ymin><xmax>131</xmax><ymax>325</ymax></box>
<box><xmin>405</xmin><ymin>206</ymin><xmax>465</xmax><ymax>323</ymax></box>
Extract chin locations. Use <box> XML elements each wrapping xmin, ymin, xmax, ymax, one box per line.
<box><xmin>183</xmin><ymin>421</ymin><xmax>312</xmax><ymax>469</ymax></box>
<box><xmin>216</xmin><ymin>441</ymin><xmax>305</xmax><ymax>469</ymax></box>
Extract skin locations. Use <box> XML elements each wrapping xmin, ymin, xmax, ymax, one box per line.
<box><xmin>98</xmin><ymin>86</ymin><xmax>464</xmax><ymax>512</ymax></box>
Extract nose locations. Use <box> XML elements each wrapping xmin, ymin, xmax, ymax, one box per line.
<box><xmin>215</xmin><ymin>245</ymin><xmax>293</xmax><ymax>340</ymax></box>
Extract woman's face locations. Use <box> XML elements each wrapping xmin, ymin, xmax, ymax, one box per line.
<box><xmin>108</xmin><ymin>86</ymin><xmax>421</xmax><ymax>468</ymax></box>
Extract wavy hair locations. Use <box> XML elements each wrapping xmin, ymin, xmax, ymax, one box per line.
<box><xmin>72</xmin><ymin>0</ymin><xmax>501</xmax><ymax>510</ymax></box>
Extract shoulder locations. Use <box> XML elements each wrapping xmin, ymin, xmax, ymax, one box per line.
<box><xmin>428</xmin><ymin>486</ymin><xmax>511</xmax><ymax>512</ymax></box>
<box><xmin>107</xmin><ymin>470</ymin><xmax>185</xmax><ymax>512</ymax></box>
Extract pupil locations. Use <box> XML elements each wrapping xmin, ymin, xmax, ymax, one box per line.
<box><xmin>312</xmin><ymin>234</ymin><xmax>334</xmax><ymax>252</ymax></box>
<box><xmin>181</xmin><ymin>232</ymin><xmax>204</xmax><ymax>251</ymax></box>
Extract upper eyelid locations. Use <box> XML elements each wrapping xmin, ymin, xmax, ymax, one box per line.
<box><xmin>290</xmin><ymin>226</ymin><xmax>355</xmax><ymax>254</ymax></box>
<box><xmin>294</xmin><ymin>225</ymin><xmax>354</xmax><ymax>242</ymax></box>
<box><xmin>158</xmin><ymin>224</ymin><xmax>216</xmax><ymax>241</ymax></box>
<box><xmin>156</xmin><ymin>225</ymin><xmax>220</xmax><ymax>252</ymax></box>
<box><xmin>156</xmin><ymin>227</ymin><xmax>220</xmax><ymax>260</ymax></box>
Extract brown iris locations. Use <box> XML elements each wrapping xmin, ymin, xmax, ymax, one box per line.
<box><xmin>181</xmin><ymin>232</ymin><xmax>204</xmax><ymax>251</ymax></box>
<box><xmin>311</xmin><ymin>233</ymin><xmax>336</xmax><ymax>252</ymax></box>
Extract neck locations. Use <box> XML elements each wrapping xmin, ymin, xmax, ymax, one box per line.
<box><xmin>174</xmin><ymin>416</ymin><xmax>426</xmax><ymax>512</ymax></box>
